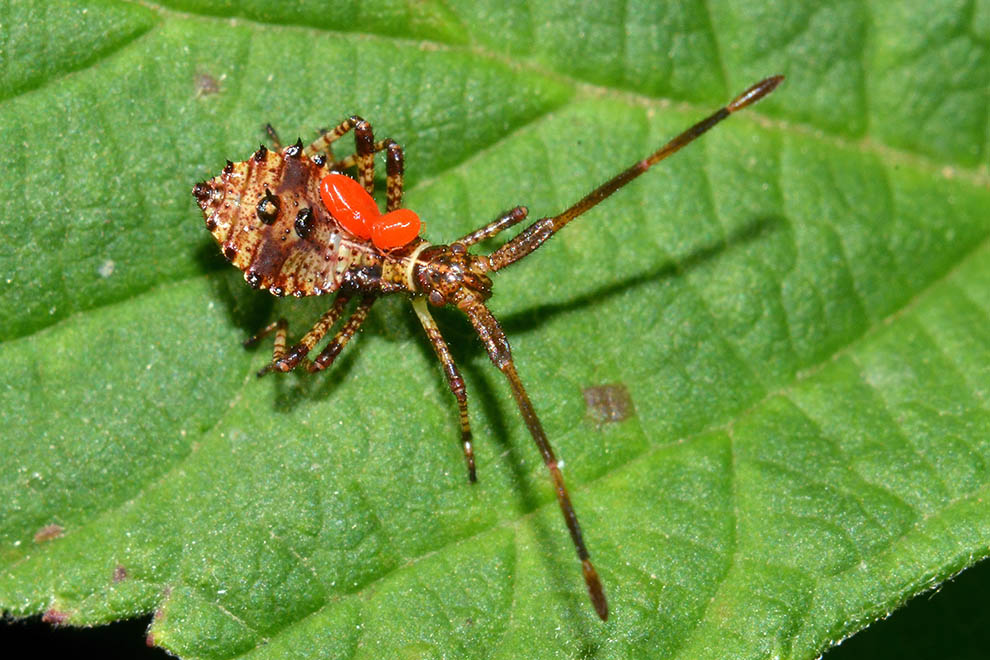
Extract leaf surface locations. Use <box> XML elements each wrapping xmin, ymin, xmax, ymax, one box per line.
<box><xmin>2</xmin><ymin>2</ymin><xmax>989</xmax><ymax>659</ymax></box>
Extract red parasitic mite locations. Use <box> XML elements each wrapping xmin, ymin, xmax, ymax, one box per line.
<box><xmin>319</xmin><ymin>172</ymin><xmax>422</xmax><ymax>248</ymax></box>
<box><xmin>193</xmin><ymin>75</ymin><xmax>783</xmax><ymax>621</ymax></box>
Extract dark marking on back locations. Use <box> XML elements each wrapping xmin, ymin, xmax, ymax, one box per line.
<box><xmin>192</xmin><ymin>182</ymin><xmax>210</xmax><ymax>203</ymax></box>
<box><xmin>277</xmin><ymin>153</ymin><xmax>308</xmax><ymax>194</ymax></box>
<box><xmin>251</xmin><ymin>230</ymin><xmax>292</xmax><ymax>280</ymax></box>
<box><xmin>295</xmin><ymin>207</ymin><xmax>314</xmax><ymax>238</ymax></box>
<box><xmin>256</xmin><ymin>187</ymin><xmax>281</xmax><ymax>224</ymax></box>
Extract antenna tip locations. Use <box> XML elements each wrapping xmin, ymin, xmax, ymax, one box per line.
<box><xmin>728</xmin><ymin>74</ymin><xmax>785</xmax><ymax>112</ymax></box>
<box><xmin>582</xmin><ymin>559</ymin><xmax>609</xmax><ymax>621</ymax></box>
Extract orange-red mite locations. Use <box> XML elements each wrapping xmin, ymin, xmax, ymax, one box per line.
<box><xmin>320</xmin><ymin>173</ymin><xmax>378</xmax><ymax>240</ymax></box>
<box><xmin>193</xmin><ymin>78</ymin><xmax>783</xmax><ymax>623</ymax></box>
<box><xmin>371</xmin><ymin>208</ymin><xmax>421</xmax><ymax>249</ymax></box>
<box><xmin>320</xmin><ymin>172</ymin><xmax>421</xmax><ymax>249</ymax></box>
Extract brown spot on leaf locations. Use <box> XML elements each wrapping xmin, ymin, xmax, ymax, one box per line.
<box><xmin>583</xmin><ymin>383</ymin><xmax>634</xmax><ymax>427</ymax></box>
<box><xmin>33</xmin><ymin>523</ymin><xmax>64</xmax><ymax>543</ymax></box>
<box><xmin>113</xmin><ymin>564</ymin><xmax>128</xmax><ymax>582</ymax></box>
<box><xmin>42</xmin><ymin>609</ymin><xmax>70</xmax><ymax>625</ymax></box>
<box><xmin>146</xmin><ymin>588</ymin><xmax>170</xmax><ymax>646</ymax></box>
<box><xmin>195</xmin><ymin>72</ymin><xmax>221</xmax><ymax>96</ymax></box>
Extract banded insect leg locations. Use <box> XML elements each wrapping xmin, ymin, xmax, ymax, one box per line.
<box><xmin>382</xmin><ymin>140</ymin><xmax>404</xmax><ymax>212</ymax></box>
<box><xmin>303</xmin><ymin>116</ymin><xmax>377</xmax><ymax>193</ymax></box>
<box><xmin>264</xmin><ymin>123</ymin><xmax>283</xmax><ymax>151</ymax></box>
<box><xmin>302</xmin><ymin>117</ymin><xmax>360</xmax><ymax>162</ymax></box>
<box><xmin>455</xmin><ymin>206</ymin><xmax>529</xmax><ymax>248</ymax></box>
<box><xmin>308</xmin><ymin>295</ymin><xmax>377</xmax><ymax>372</ymax></box>
<box><xmin>244</xmin><ymin>319</ymin><xmax>288</xmax><ymax>377</ymax></box>
<box><xmin>411</xmin><ymin>297</ymin><xmax>477</xmax><ymax>482</ymax></box>
<box><xmin>459</xmin><ymin>297</ymin><xmax>608</xmax><ymax>620</ymax></box>
<box><xmin>251</xmin><ymin>292</ymin><xmax>353</xmax><ymax>374</ymax></box>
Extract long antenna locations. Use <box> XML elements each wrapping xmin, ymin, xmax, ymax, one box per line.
<box><xmin>487</xmin><ymin>75</ymin><xmax>784</xmax><ymax>272</ymax></box>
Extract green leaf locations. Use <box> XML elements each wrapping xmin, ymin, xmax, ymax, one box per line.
<box><xmin>2</xmin><ymin>1</ymin><xmax>988</xmax><ymax>659</ymax></box>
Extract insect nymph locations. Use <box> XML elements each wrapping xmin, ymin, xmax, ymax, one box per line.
<box><xmin>193</xmin><ymin>76</ymin><xmax>782</xmax><ymax>620</ymax></box>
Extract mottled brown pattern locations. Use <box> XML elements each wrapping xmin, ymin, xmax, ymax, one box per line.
<box><xmin>194</xmin><ymin>146</ymin><xmax>379</xmax><ymax>296</ymax></box>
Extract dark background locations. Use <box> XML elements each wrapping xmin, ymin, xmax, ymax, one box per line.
<box><xmin>3</xmin><ymin>556</ymin><xmax>989</xmax><ymax>659</ymax></box>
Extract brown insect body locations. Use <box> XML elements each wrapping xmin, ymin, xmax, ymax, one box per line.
<box><xmin>193</xmin><ymin>78</ymin><xmax>783</xmax><ymax>622</ymax></box>
<box><xmin>194</xmin><ymin>143</ymin><xmax>422</xmax><ymax>298</ymax></box>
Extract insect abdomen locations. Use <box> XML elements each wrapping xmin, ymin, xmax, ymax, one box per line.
<box><xmin>194</xmin><ymin>147</ymin><xmax>382</xmax><ymax>296</ymax></box>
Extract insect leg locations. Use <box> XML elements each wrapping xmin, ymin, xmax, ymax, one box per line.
<box><xmin>455</xmin><ymin>206</ymin><xmax>529</xmax><ymax>247</ymax></box>
<box><xmin>459</xmin><ymin>297</ymin><xmax>609</xmax><ymax>621</ymax></box>
<box><xmin>308</xmin><ymin>295</ymin><xmax>377</xmax><ymax>372</ymax></box>
<box><xmin>350</xmin><ymin>119</ymin><xmax>376</xmax><ymax>194</ymax></box>
<box><xmin>384</xmin><ymin>139</ymin><xmax>404</xmax><ymax>212</ymax></box>
<box><xmin>303</xmin><ymin>116</ymin><xmax>377</xmax><ymax>193</ymax></box>
<box><xmin>264</xmin><ymin>123</ymin><xmax>283</xmax><ymax>150</ymax></box>
<box><xmin>246</xmin><ymin>319</ymin><xmax>289</xmax><ymax>377</ymax></box>
<box><xmin>269</xmin><ymin>292</ymin><xmax>353</xmax><ymax>373</ymax></box>
<box><xmin>330</xmin><ymin>139</ymin><xmax>387</xmax><ymax>168</ymax></box>
<box><xmin>411</xmin><ymin>298</ymin><xmax>477</xmax><ymax>482</ymax></box>
<box><xmin>244</xmin><ymin>318</ymin><xmax>284</xmax><ymax>348</ymax></box>
<box><xmin>302</xmin><ymin>116</ymin><xmax>360</xmax><ymax>162</ymax></box>
<box><xmin>486</xmin><ymin>76</ymin><xmax>783</xmax><ymax>272</ymax></box>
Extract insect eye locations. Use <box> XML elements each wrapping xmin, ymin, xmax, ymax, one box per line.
<box><xmin>256</xmin><ymin>187</ymin><xmax>281</xmax><ymax>224</ymax></box>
